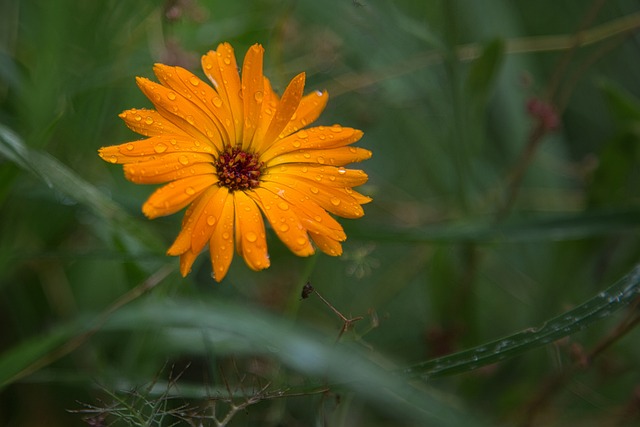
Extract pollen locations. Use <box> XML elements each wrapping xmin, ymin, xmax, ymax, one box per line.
<box><xmin>215</xmin><ymin>145</ymin><xmax>263</xmax><ymax>192</ymax></box>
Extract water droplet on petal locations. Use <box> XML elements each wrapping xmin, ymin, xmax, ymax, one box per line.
<box><xmin>317</xmin><ymin>156</ymin><xmax>325</xmax><ymax>164</ymax></box>
<box><xmin>207</xmin><ymin>216</ymin><xmax>216</xmax><ymax>226</ymax></box>
<box><xmin>179</xmin><ymin>155</ymin><xmax>189</xmax><ymax>165</ymax></box>
<box><xmin>185</xmin><ymin>187</ymin><xmax>195</xmax><ymax>195</ymax></box>
<box><xmin>222</xmin><ymin>232</ymin><xmax>230</xmax><ymax>240</ymax></box>
<box><xmin>223</xmin><ymin>57</ymin><xmax>231</xmax><ymax>65</ymax></box>
<box><xmin>279</xmin><ymin>223</ymin><xmax>290</xmax><ymax>232</ymax></box>
<box><xmin>145</xmin><ymin>116</ymin><xmax>154</xmax><ymax>124</ymax></box>
<box><xmin>108</xmin><ymin>155</ymin><xmax>117</xmax><ymax>163</ymax></box>
<box><xmin>167</xmin><ymin>92</ymin><xmax>177</xmax><ymax>100</ymax></box>
<box><xmin>337</xmin><ymin>167</ymin><xmax>346</xmax><ymax>174</ymax></box>
<box><xmin>330</xmin><ymin>197</ymin><xmax>341</xmax><ymax>206</ymax></box>
<box><xmin>254</xmin><ymin>91</ymin><xmax>264</xmax><ymax>102</ymax></box>
<box><xmin>212</xmin><ymin>97</ymin><xmax>223</xmax><ymax>107</ymax></box>
<box><xmin>126</xmin><ymin>144</ymin><xmax>134</xmax><ymax>151</ymax></box>
<box><xmin>292</xmin><ymin>140</ymin><xmax>301</xmax><ymax>148</ymax></box>
<box><xmin>277</xmin><ymin>201</ymin><xmax>289</xmax><ymax>210</ymax></box>
<box><xmin>330</xmin><ymin>125</ymin><xmax>342</xmax><ymax>133</ymax></box>
<box><xmin>134</xmin><ymin>115</ymin><xmax>142</xmax><ymax>122</ymax></box>
<box><xmin>296</xmin><ymin>237</ymin><xmax>307</xmax><ymax>246</ymax></box>
<box><xmin>297</xmin><ymin>130</ymin><xmax>308</xmax><ymax>138</ymax></box>
<box><xmin>186</xmin><ymin>115</ymin><xmax>195</xmax><ymax>125</ymax></box>
<box><xmin>303</xmin><ymin>153</ymin><xmax>311</xmax><ymax>159</ymax></box>
<box><xmin>154</xmin><ymin>143</ymin><xmax>167</xmax><ymax>153</ymax></box>
<box><xmin>189</xmin><ymin>76</ymin><xmax>200</xmax><ymax>86</ymax></box>
<box><xmin>245</xmin><ymin>231</ymin><xmax>257</xmax><ymax>242</ymax></box>
<box><xmin>310</xmin><ymin>186</ymin><xmax>319</xmax><ymax>194</ymax></box>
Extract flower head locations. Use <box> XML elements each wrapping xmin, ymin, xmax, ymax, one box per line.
<box><xmin>99</xmin><ymin>42</ymin><xmax>371</xmax><ymax>282</ymax></box>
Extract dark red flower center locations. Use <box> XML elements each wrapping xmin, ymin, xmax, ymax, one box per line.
<box><xmin>214</xmin><ymin>146</ymin><xmax>264</xmax><ymax>192</ymax></box>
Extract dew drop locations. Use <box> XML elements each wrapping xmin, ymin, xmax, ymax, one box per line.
<box><xmin>179</xmin><ymin>155</ymin><xmax>189</xmax><ymax>165</ymax></box>
<box><xmin>185</xmin><ymin>187</ymin><xmax>195</xmax><ymax>195</ymax></box>
<box><xmin>254</xmin><ymin>91</ymin><xmax>264</xmax><ymax>102</ymax></box>
<box><xmin>301</xmin><ymin>167</ymin><xmax>308</xmax><ymax>173</ymax></box>
<box><xmin>223</xmin><ymin>57</ymin><xmax>231</xmax><ymax>65</ymax></box>
<box><xmin>186</xmin><ymin>115</ymin><xmax>195</xmax><ymax>125</ymax></box>
<box><xmin>303</xmin><ymin>152</ymin><xmax>311</xmax><ymax>159</ymax></box>
<box><xmin>126</xmin><ymin>144</ymin><xmax>134</xmax><ymax>151</ymax></box>
<box><xmin>337</xmin><ymin>167</ymin><xmax>346</xmax><ymax>174</ymax></box>
<box><xmin>108</xmin><ymin>155</ymin><xmax>117</xmax><ymax>164</ymax></box>
<box><xmin>145</xmin><ymin>116</ymin><xmax>154</xmax><ymax>124</ymax></box>
<box><xmin>212</xmin><ymin>97</ymin><xmax>223</xmax><ymax>107</ymax></box>
<box><xmin>222</xmin><ymin>232</ymin><xmax>230</xmax><ymax>240</ymax></box>
<box><xmin>189</xmin><ymin>76</ymin><xmax>200</xmax><ymax>86</ymax></box>
<box><xmin>279</xmin><ymin>223</ymin><xmax>290</xmax><ymax>232</ymax></box>
<box><xmin>277</xmin><ymin>201</ymin><xmax>289</xmax><ymax>210</ymax></box>
<box><xmin>297</xmin><ymin>130</ymin><xmax>309</xmax><ymax>139</ymax></box>
<box><xmin>167</xmin><ymin>92</ymin><xmax>177</xmax><ymax>100</ymax></box>
<box><xmin>296</xmin><ymin>237</ymin><xmax>307</xmax><ymax>246</ymax></box>
<box><xmin>292</xmin><ymin>140</ymin><xmax>301</xmax><ymax>148</ymax></box>
<box><xmin>349</xmin><ymin>147</ymin><xmax>357</xmax><ymax>153</ymax></box>
<box><xmin>245</xmin><ymin>231</ymin><xmax>257</xmax><ymax>242</ymax></box>
<box><xmin>154</xmin><ymin>143</ymin><xmax>167</xmax><ymax>153</ymax></box>
<box><xmin>314</xmin><ymin>215</ymin><xmax>322</xmax><ymax>222</ymax></box>
<box><xmin>310</xmin><ymin>186</ymin><xmax>319</xmax><ymax>194</ymax></box>
<box><xmin>134</xmin><ymin>115</ymin><xmax>142</xmax><ymax>122</ymax></box>
<box><xmin>317</xmin><ymin>156</ymin><xmax>325</xmax><ymax>164</ymax></box>
<box><xmin>330</xmin><ymin>197</ymin><xmax>341</xmax><ymax>206</ymax></box>
<box><xmin>318</xmin><ymin>134</ymin><xmax>326</xmax><ymax>140</ymax></box>
<box><xmin>330</xmin><ymin>125</ymin><xmax>342</xmax><ymax>133</ymax></box>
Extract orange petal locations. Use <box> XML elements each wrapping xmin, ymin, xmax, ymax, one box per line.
<box><xmin>257</xmin><ymin>180</ymin><xmax>346</xmax><ymax>240</ymax></box>
<box><xmin>136</xmin><ymin>77</ymin><xmax>223</xmax><ymax>151</ymax></box>
<box><xmin>209</xmin><ymin>192</ymin><xmax>236</xmax><ymax>282</ymax></box>
<box><xmin>241</xmin><ymin>44</ymin><xmax>265</xmax><ymax>151</ymax></box>
<box><xmin>233</xmin><ymin>191</ymin><xmax>270</xmax><ymax>271</ymax></box>
<box><xmin>190</xmin><ymin>186</ymin><xmax>229</xmax><ymax>255</ymax></box>
<box><xmin>265</xmin><ymin>146</ymin><xmax>372</xmax><ymax>168</ymax></box>
<box><xmin>153</xmin><ymin>64</ymin><xmax>232</xmax><ymax>146</ymax></box>
<box><xmin>119</xmin><ymin>109</ymin><xmax>189</xmax><ymax>137</ymax></box>
<box><xmin>201</xmin><ymin>43</ymin><xmax>243</xmax><ymax>146</ymax></box>
<box><xmin>168</xmin><ymin>194</ymin><xmax>208</xmax><ymax>256</ymax></box>
<box><xmin>125</xmin><ymin>162</ymin><xmax>215</xmax><ymax>184</ymax></box>
<box><xmin>263</xmin><ymin>164</ymin><xmax>369</xmax><ymax>188</ymax></box>
<box><xmin>281</xmin><ymin>90</ymin><xmax>328</xmax><ymax>137</ymax></box>
<box><xmin>249</xmin><ymin>187</ymin><xmax>315</xmax><ymax>257</ymax></box>
<box><xmin>261</xmin><ymin>174</ymin><xmax>366</xmax><ymax>219</ymax></box>
<box><xmin>309</xmin><ymin>231</ymin><xmax>343</xmax><ymax>257</ymax></box>
<box><xmin>178</xmin><ymin>248</ymin><xmax>199</xmax><ymax>277</ymax></box>
<box><xmin>257</xmin><ymin>72</ymin><xmax>306</xmax><ymax>153</ymax></box>
<box><xmin>122</xmin><ymin>152</ymin><xmax>215</xmax><ymax>184</ymax></box>
<box><xmin>261</xmin><ymin>126</ymin><xmax>363</xmax><ymax>162</ymax></box>
<box><xmin>142</xmin><ymin>174</ymin><xmax>217</xmax><ymax>219</ymax></box>
<box><xmin>99</xmin><ymin>135</ymin><xmax>216</xmax><ymax>166</ymax></box>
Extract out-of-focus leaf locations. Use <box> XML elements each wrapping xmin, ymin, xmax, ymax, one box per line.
<box><xmin>401</xmin><ymin>264</ymin><xmax>640</xmax><ymax>378</ymax></box>
<box><xmin>600</xmin><ymin>79</ymin><xmax>640</xmax><ymax>125</ymax></box>
<box><xmin>0</xmin><ymin>123</ymin><xmax>164</xmax><ymax>255</ymax></box>
<box><xmin>465</xmin><ymin>38</ymin><xmax>505</xmax><ymax>106</ymax></box>
<box><xmin>349</xmin><ymin>209</ymin><xmax>640</xmax><ymax>243</ymax></box>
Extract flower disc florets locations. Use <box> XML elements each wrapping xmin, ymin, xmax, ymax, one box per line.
<box><xmin>215</xmin><ymin>145</ymin><xmax>263</xmax><ymax>192</ymax></box>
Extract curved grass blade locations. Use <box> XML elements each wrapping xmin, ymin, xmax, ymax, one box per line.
<box><xmin>102</xmin><ymin>299</ymin><xmax>489</xmax><ymax>427</ymax></box>
<box><xmin>401</xmin><ymin>264</ymin><xmax>640</xmax><ymax>379</ymax></box>
<box><xmin>0</xmin><ymin>123</ymin><xmax>163</xmax><ymax>254</ymax></box>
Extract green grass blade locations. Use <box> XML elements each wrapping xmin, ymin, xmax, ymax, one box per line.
<box><xmin>401</xmin><ymin>265</ymin><xmax>640</xmax><ymax>378</ymax></box>
<box><xmin>103</xmin><ymin>299</ymin><xmax>489</xmax><ymax>427</ymax></box>
<box><xmin>0</xmin><ymin>123</ymin><xmax>164</xmax><ymax>254</ymax></box>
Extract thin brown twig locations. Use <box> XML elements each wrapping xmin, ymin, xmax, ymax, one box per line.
<box><xmin>302</xmin><ymin>282</ymin><xmax>364</xmax><ymax>342</ymax></box>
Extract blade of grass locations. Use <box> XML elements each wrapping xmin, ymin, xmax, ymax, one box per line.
<box><xmin>0</xmin><ymin>123</ymin><xmax>163</xmax><ymax>255</ymax></box>
<box><xmin>401</xmin><ymin>264</ymin><xmax>640</xmax><ymax>378</ymax></box>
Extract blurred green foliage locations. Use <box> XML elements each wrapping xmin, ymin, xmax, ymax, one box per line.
<box><xmin>1</xmin><ymin>0</ymin><xmax>640</xmax><ymax>426</ymax></box>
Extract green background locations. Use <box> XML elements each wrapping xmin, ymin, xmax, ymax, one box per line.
<box><xmin>2</xmin><ymin>0</ymin><xmax>640</xmax><ymax>425</ymax></box>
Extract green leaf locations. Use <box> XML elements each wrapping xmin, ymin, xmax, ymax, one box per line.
<box><xmin>401</xmin><ymin>264</ymin><xmax>640</xmax><ymax>378</ymax></box>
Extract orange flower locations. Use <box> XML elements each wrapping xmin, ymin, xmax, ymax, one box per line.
<box><xmin>99</xmin><ymin>42</ymin><xmax>371</xmax><ymax>282</ymax></box>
